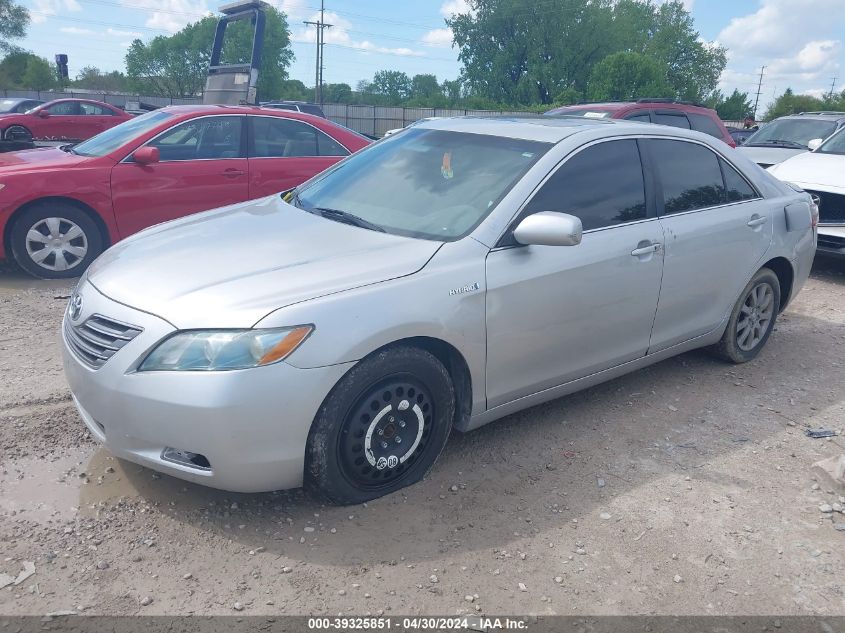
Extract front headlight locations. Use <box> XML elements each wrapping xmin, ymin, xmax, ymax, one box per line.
<box><xmin>138</xmin><ymin>326</ymin><xmax>313</xmax><ymax>372</ymax></box>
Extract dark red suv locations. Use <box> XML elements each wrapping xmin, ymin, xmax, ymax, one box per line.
<box><xmin>546</xmin><ymin>99</ymin><xmax>736</xmax><ymax>147</ymax></box>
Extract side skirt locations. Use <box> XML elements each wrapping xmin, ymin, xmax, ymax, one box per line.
<box><xmin>460</xmin><ymin>322</ymin><xmax>726</xmax><ymax>432</ymax></box>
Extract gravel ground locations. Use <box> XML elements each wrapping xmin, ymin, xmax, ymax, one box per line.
<box><xmin>1</xmin><ymin>259</ymin><xmax>844</xmax><ymax>617</ymax></box>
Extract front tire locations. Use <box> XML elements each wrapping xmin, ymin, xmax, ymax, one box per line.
<box><xmin>306</xmin><ymin>346</ymin><xmax>455</xmax><ymax>504</ymax></box>
<box><xmin>714</xmin><ymin>267</ymin><xmax>780</xmax><ymax>363</ymax></box>
<box><xmin>9</xmin><ymin>202</ymin><xmax>103</xmax><ymax>279</ymax></box>
<box><xmin>3</xmin><ymin>125</ymin><xmax>33</xmax><ymax>142</ymax></box>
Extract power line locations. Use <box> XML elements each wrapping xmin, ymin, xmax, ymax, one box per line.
<box><xmin>303</xmin><ymin>0</ymin><xmax>332</xmax><ymax>103</ymax></box>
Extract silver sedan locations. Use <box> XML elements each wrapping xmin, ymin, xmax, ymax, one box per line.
<box><xmin>62</xmin><ymin>116</ymin><xmax>816</xmax><ymax>503</ymax></box>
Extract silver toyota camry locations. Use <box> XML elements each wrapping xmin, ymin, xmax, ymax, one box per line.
<box><xmin>62</xmin><ymin>116</ymin><xmax>816</xmax><ymax>504</ymax></box>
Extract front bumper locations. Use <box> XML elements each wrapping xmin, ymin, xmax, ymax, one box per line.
<box><xmin>817</xmin><ymin>225</ymin><xmax>845</xmax><ymax>258</ymax></box>
<box><xmin>61</xmin><ymin>281</ymin><xmax>353</xmax><ymax>493</ymax></box>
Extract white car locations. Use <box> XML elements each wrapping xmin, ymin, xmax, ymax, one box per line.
<box><xmin>738</xmin><ymin>112</ymin><xmax>845</xmax><ymax>168</ymax></box>
<box><xmin>768</xmin><ymin>127</ymin><xmax>845</xmax><ymax>258</ymax></box>
<box><xmin>383</xmin><ymin>117</ymin><xmax>442</xmax><ymax>137</ymax></box>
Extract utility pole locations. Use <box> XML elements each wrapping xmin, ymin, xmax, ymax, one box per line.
<box><xmin>828</xmin><ymin>76</ymin><xmax>837</xmax><ymax>102</ymax></box>
<box><xmin>752</xmin><ymin>65</ymin><xmax>766</xmax><ymax>120</ymax></box>
<box><xmin>304</xmin><ymin>0</ymin><xmax>332</xmax><ymax>104</ymax></box>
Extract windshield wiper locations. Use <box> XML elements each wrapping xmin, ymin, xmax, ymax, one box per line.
<box><xmin>747</xmin><ymin>139</ymin><xmax>807</xmax><ymax>149</ymax></box>
<box><xmin>309</xmin><ymin>207</ymin><xmax>386</xmax><ymax>233</ymax></box>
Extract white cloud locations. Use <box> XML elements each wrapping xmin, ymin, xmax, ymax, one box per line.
<box><xmin>292</xmin><ymin>11</ymin><xmax>425</xmax><ymax>57</ymax></box>
<box><xmin>106</xmin><ymin>28</ymin><xmax>144</xmax><ymax>38</ymax></box>
<box><xmin>717</xmin><ymin>0</ymin><xmax>844</xmax><ymax>59</ymax></box>
<box><xmin>118</xmin><ymin>0</ymin><xmax>211</xmax><ymax>33</ymax></box>
<box><xmin>422</xmin><ymin>27</ymin><xmax>453</xmax><ymax>48</ymax></box>
<box><xmin>768</xmin><ymin>39</ymin><xmax>841</xmax><ymax>78</ymax></box>
<box><xmin>439</xmin><ymin>0</ymin><xmax>471</xmax><ymax>17</ymax></box>
<box><xmin>31</xmin><ymin>0</ymin><xmax>80</xmax><ymax>24</ymax></box>
<box><xmin>59</xmin><ymin>26</ymin><xmax>95</xmax><ymax>35</ymax></box>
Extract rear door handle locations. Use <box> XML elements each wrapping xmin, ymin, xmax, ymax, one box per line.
<box><xmin>747</xmin><ymin>215</ymin><xmax>767</xmax><ymax>227</ymax></box>
<box><xmin>223</xmin><ymin>168</ymin><xmax>246</xmax><ymax>178</ymax></box>
<box><xmin>631</xmin><ymin>242</ymin><xmax>662</xmax><ymax>257</ymax></box>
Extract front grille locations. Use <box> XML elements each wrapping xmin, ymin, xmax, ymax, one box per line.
<box><xmin>807</xmin><ymin>189</ymin><xmax>845</xmax><ymax>224</ymax></box>
<box><xmin>65</xmin><ymin>314</ymin><xmax>142</xmax><ymax>369</ymax></box>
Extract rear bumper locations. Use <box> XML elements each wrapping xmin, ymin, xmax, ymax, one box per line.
<box><xmin>61</xmin><ymin>280</ymin><xmax>354</xmax><ymax>493</ymax></box>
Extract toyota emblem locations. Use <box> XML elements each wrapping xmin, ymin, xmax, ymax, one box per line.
<box><xmin>69</xmin><ymin>293</ymin><xmax>83</xmax><ymax>322</ymax></box>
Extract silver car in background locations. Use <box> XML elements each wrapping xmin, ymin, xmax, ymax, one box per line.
<box><xmin>62</xmin><ymin>117</ymin><xmax>816</xmax><ymax>504</ymax></box>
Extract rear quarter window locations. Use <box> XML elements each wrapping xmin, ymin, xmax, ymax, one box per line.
<box><xmin>688</xmin><ymin>113</ymin><xmax>726</xmax><ymax>140</ymax></box>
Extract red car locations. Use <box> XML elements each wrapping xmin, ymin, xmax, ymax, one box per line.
<box><xmin>0</xmin><ymin>98</ymin><xmax>133</xmax><ymax>143</ymax></box>
<box><xmin>0</xmin><ymin>105</ymin><xmax>370</xmax><ymax>277</ymax></box>
<box><xmin>546</xmin><ymin>99</ymin><xmax>736</xmax><ymax>147</ymax></box>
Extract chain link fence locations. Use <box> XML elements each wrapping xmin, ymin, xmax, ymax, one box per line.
<box><xmin>1</xmin><ymin>90</ymin><xmax>543</xmax><ymax>137</ymax></box>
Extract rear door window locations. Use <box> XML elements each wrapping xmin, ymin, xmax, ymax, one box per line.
<box><xmin>648</xmin><ymin>139</ymin><xmax>726</xmax><ymax>214</ymax></box>
<box><xmin>688</xmin><ymin>113</ymin><xmax>725</xmax><ymax>139</ymax></box>
<box><xmin>653</xmin><ymin>111</ymin><xmax>691</xmax><ymax>129</ymax></box>
<box><xmin>523</xmin><ymin>139</ymin><xmax>647</xmax><ymax>231</ymax></box>
<box><xmin>250</xmin><ymin>116</ymin><xmax>348</xmax><ymax>157</ymax></box>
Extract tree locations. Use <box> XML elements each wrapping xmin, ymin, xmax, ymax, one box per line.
<box><xmin>278</xmin><ymin>78</ymin><xmax>309</xmax><ymax>100</ymax></box>
<box><xmin>586</xmin><ymin>52</ymin><xmax>671</xmax><ymax>101</ymax></box>
<box><xmin>323</xmin><ymin>82</ymin><xmax>352</xmax><ymax>103</ymax></box>
<box><xmin>21</xmin><ymin>55</ymin><xmax>56</xmax><ymax>90</ymax></box>
<box><xmin>715</xmin><ymin>89</ymin><xmax>752</xmax><ymax>120</ymax></box>
<box><xmin>410</xmin><ymin>74</ymin><xmax>441</xmax><ymax>100</ymax></box>
<box><xmin>370</xmin><ymin>70</ymin><xmax>411</xmax><ymax>103</ymax></box>
<box><xmin>125</xmin><ymin>7</ymin><xmax>293</xmax><ymax>99</ymax></box>
<box><xmin>72</xmin><ymin>66</ymin><xmax>130</xmax><ymax>92</ymax></box>
<box><xmin>763</xmin><ymin>88</ymin><xmax>827</xmax><ymax>121</ymax></box>
<box><xmin>0</xmin><ymin>0</ymin><xmax>29</xmax><ymax>54</ymax></box>
<box><xmin>448</xmin><ymin>0</ymin><xmax>725</xmax><ymax>105</ymax></box>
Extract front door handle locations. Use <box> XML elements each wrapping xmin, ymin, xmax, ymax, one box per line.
<box><xmin>223</xmin><ymin>168</ymin><xmax>246</xmax><ymax>178</ymax></box>
<box><xmin>747</xmin><ymin>215</ymin><xmax>767</xmax><ymax>227</ymax></box>
<box><xmin>631</xmin><ymin>242</ymin><xmax>662</xmax><ymax>257</ymax></box>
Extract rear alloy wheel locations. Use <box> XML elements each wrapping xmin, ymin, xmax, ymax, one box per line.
<box><xmin>714</xmin><ymin>267</ymin><xmax>781</xmax><ymax>363</ymax></box>
<box><xmin>307</xmin><ymin>346</ymin><xmax>455</xmax><ymax>504</ymax></box>
<box><xmin>10</xmin><ymin>202</ymin><xmax>103</xmax><ymax>278</ymax></box>
<box><xmin>3</xmin><ymin>125</ymin><xmax>33</xmax><ymax>142</ymax></box>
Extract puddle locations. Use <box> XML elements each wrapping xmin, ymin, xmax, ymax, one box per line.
<box><xmin>0</xmin><ymin>446</ymin><xmax>253</xmax><ymax>525</ymax></box>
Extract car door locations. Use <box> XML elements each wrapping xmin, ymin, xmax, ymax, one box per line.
<box><xmin>78</xmin><ymin>101</ymin><xmax>117</xmax><ymax>138</ymax></box>
<box><xmin>485</xmin><ymin>138</ymin><xmax>665</xmax><ymax>408</ymax></box>
<box><xmin>644</xmin><ymin>138</ymin><xmax>773</xmax><ymax>352</ymax></box>
<box><xmin>38</xmin><ymin>101</ymin><xmax>81</xmax><ymax>140</ymax></box>
<box><xmin>247</xmin><ymin>115</ymin><xmax>349</xmax><ymax>198</ymax></box>
<box><xmin>110</xmin><ymin>115</ymin><xmax>249</xmax><ymax>237</ymax></box>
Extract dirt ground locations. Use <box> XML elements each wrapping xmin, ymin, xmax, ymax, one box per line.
<box><xmin>1</xmin><ymin>259</ymin><xmax>844</xmax><ymax>617</ymax></box>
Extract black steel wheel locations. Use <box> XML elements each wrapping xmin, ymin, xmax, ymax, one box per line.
<box><xmin>306</xmin><ymin>346</ymin><xmax>455</xmax><ymax>504</ymax></box>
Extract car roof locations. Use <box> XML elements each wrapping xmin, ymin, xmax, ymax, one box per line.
<box><xmin>416</xmin><ymin>115</ymin><xmax>704</xmax><ymax>143</ymax></box>
<box><xmin>549</xmin><ymin>101</ymin><xmax>715</xmax><ymax>113</ymax></box>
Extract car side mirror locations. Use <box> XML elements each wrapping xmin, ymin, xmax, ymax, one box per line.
<box><xmin>513</xmin><ymin>212</ymin><xmax>583</xmax><ymax>247</ymax></box>
<box><xmin>807</xmin><ymin>138</ymin><xmax>823</xmax><ymax>151</ymax></box>
<box><xmin>37</xmin><ymin>110</ymin><xmax>50</xmax><ymax>118</ymax></box>
<box><xmin>132</xmin><ymin>146</ymin><xmax>160</xmax><ymax>165</ymax></box>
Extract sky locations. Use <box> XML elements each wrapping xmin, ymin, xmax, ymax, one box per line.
<box><xmin>15</xmin><ymin>0</ymin><xmax>845</xmax><ymax>111</ymax></box>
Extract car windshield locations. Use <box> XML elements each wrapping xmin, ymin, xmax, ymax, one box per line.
<box><xmin>817</xmin><ymin>127</ymin><xmax>845</xmax><ymax>155</ymax></box>
<box><xmin>294</xmin><ymin>128</ymin><xmax>549</xmax><ymax>241</ymax></box>
<box><xmin>72</xmin><ymin>110</ymin><xmax>173</xmax><ymax>157</ymax></box>
<box><xmin>744</xmin><ymin>118</ymin><xmax>837</xmax><ymax>148</ymax></box>
<box><xmin>547</xmin><ymin>109</ymin><xmax>612</xmax><ymax>118</ymax></box>
<box><xmin>0</xmin><ymin>99</ymin><xmax>20</xmax><ymax>113</ymax></box>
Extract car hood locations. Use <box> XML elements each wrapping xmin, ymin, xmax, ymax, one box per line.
<box><xmin>766</xmin><ymin>152</ymin><xmax>845</xmax><ymax>193</ymax></box>
<box><xmin>0</xmin><ymin>147</ymin><xmax>92</xmax><ymax>173</ymax></box>
<box><xmin>737</xmin><ymin>145</ymin><xmax>806</xmax><ymax>166</ymax></box>
<box><xmin>86</xmin><ymin>195</ymin><xmax>443</xmax><ymax>329</ymax></box>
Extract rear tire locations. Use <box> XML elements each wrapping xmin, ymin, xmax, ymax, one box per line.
<box><xmin>306</xmin><ymin>346</ymin><xmax>455</xmax><ymax>505</ymax></box>
<box><xmin>9</xmin><ymin>202</ymin><xmax>103</xmax><ymax>279</ymax></box>
<box><xmin>713</xmin><ymin>267</ymin><xmax>780</xmax><ymax>364</ymax></box>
